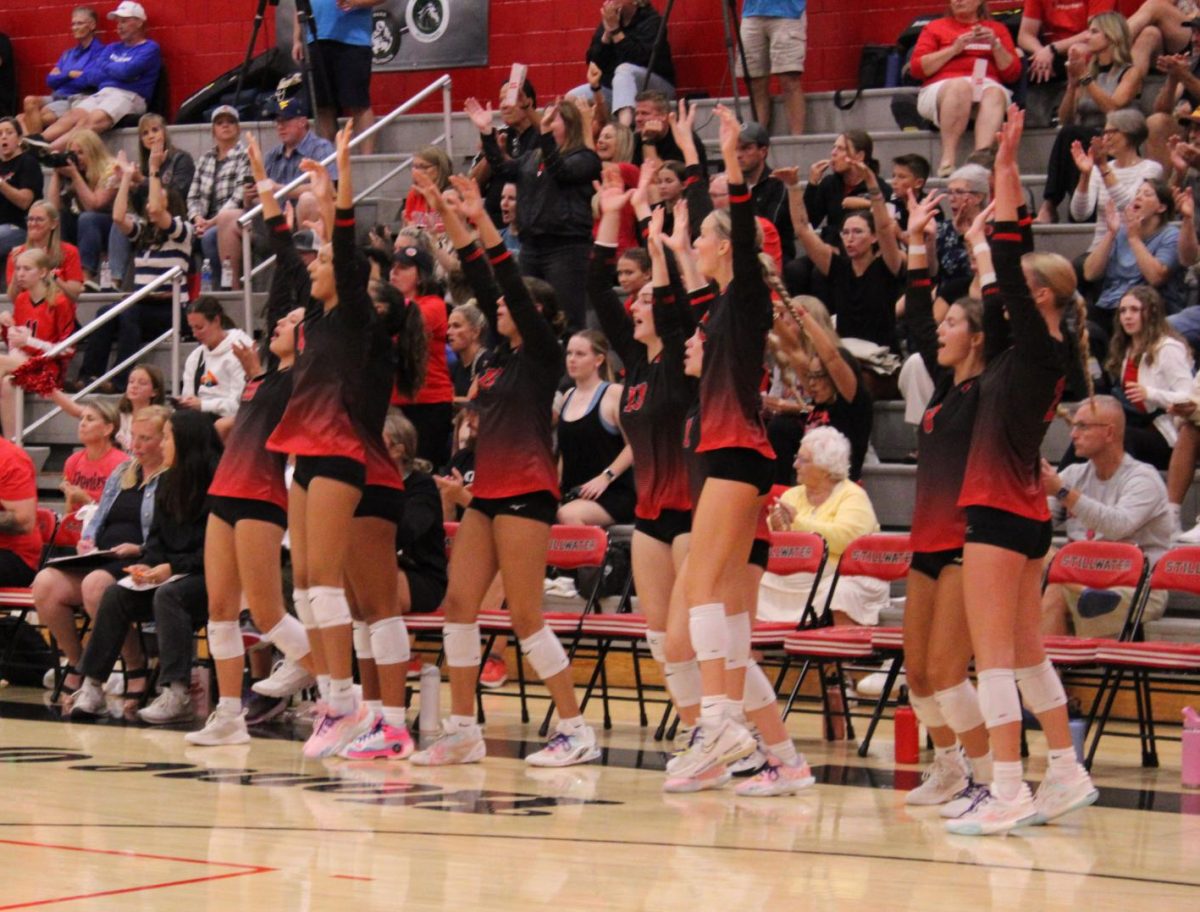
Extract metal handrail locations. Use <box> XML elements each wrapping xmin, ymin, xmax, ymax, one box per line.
<box><xmin>14</xmin><ymin>269</ymin><xmax>184</xmax><ymax>444</ymax></box>
<box><xmin>238</xmin><ymin>74</ymin><xmax>453</xmax><ymax>328</ymax></box>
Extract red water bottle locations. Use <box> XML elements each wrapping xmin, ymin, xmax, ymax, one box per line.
<box><xmin>894</xmin><ymin>705</ymin><xmax>920</xmax><ymax>764</ymax></box>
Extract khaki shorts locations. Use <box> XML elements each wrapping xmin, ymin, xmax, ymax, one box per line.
<box><xmin>740</xmin><ymin>14</ymin><xmax>807</xmax><ymax>79</ymax></box>
<box><xmin>916</xmin><ymin>77</ymin><xmax>1011</xmax><ymax>127</ymax></box>
<box><xmin>75</xmin><ymin>86</ymin><xmax>147</xmax><ymax>124</ymax></box>
<box><xmin>44</xmin><ymin>93</ymin><xmax>90</xmax><ymax>118</ymax></box>
<box><xmin>1059</xmin><ymin>584</ymin><xmax>1169</xmax><ymax>638</ymax></box>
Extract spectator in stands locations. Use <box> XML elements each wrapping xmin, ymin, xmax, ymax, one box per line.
<box><xmin>1040</xmin><ymin>396</ymin><xmax>1172</xmax><ymax>637</ymax></box>
<box><xmin>446</xmin><ymin>302</ymin><xmax>489</xmax><ymax>403</ymax></box>
<box><xmin>885</xmin><ymin>153</ymin><xmax>932</xmax><ymax>239</ymax></box>
<box><xmin>19</xmin><ymin>7</ymin><xmax>107</xmax><ymax>138</ymax></box>
<box><xmin>1019</xmin><ymin>0</ymin><xmax>1114</xmax><ymax>91</ymax></box>
<box><xmin>739</xmin><ymin>1</ymin><xmax>807</xmax><ymax>136</ymax></box>
<box><xmin>575</xmin><ymin>0</ymin><xmax>675</xmax><ymax>127</ymax></box>
<box><xmin>909</xmin><ymin>0</ymin><xmax>1020</xmax><ymax>178</ymax></box>
<box><xmin>1127</xmin><ymin>0</ymin><xmax>1200</xmax><ymax>76</ymax></box>
<box><xmin>1071</xmin><ymin>109</ymin><xmax>1162</xmax><ymax>250</ymax></box>
<box><xmin>615</xmin><ymin>245</ymin><xmax>651</xmax><ymax>301</ymax></box>
<box><xmin>469</xmin><ymin>77</ymin><xmax>539</xmax><ymax>227</ymax></box>
<box><xmin>78</xmin><ymin>146</ymin><xmax>192</xmax><ymax>390</ymax></box>
<box><xmin>177</xmin><ymin>297</ymin><xmax>252</xmax><ymax>420</ymax></box>
<box><xmin>630</xmin><ymin>90</ymin><xmax>707</xmax><ymax>172</ymax></box>
<box><xmin>391</xmin><ymin>244</ymin><xmax>454</xmax><ymax>468</ymax></box>
<box><xmin>469</xmin><ymin>96</ymin><xmax>601</xmax><ymax>330</ymax></box>
<box><xmin>760</xmin><ymin>426</ymin><xmax>888</xmax><ymax>626</ymax></box>
<box><xmin>56</xmin><ymin>398</ymin><xmax>125</xmax><ymax>548</ymax></box>
<box><xmin>6</xmin><ymin>202</ymin><xmax>84</xmax><ymax>301</ymax></box>
<box><xmin>0</xmin><ymin>437</ymin><xmax>42</xmax><ymax>587</ymax></box>
<box><xmin>384</xmin><ymin>413</ymin><xmax>448</xmax><ymax>618</ymax></box>
<box><xmin>802</xmin><ymin>130</ymin><xmax>890</xmax><ymax>248</ymax></box>
<box><xmin>45</xmin><ymin>128</ymin><xmax>117</xmax><ymax>290</ymax></box>
<box><xmin>1145</xmin><ymin>21</ymin><xmax>1200</xmax><ymax>167</ymax></box>
<box><xmin>1084</xmin><ymin>179</ymin><xmax>1186</xmax><ymax>318</ymax></box>
<box><xmin>498</xmin><ymin>181</ymin><xmax>521</xmax><ymax>257</ymax></box>
<box><xmin>28</xmin><ymin>2</ymin><xmax>161</xmax><ymax>152</ymax></box>
<box><xmin>113</xmin><ymin>363</ymin><xmax>165</xmax><ymax>449</ymax></box>
<box><xmin>0</xmin><ymin>117</ymin><xmax>43</xmax><ymax>281</ymax></box>
<box><xmin>709</xmin><ymin>172</ymin><xmax>784</xmax><ymax>270</ymax></box>
<box><xmin>108</xmin><ymin>114</ymin><xmax>194</xmax><ymax>292</ymax></box>
<box><xmin>785</xmin><ymin>163</ymin><xmax>903</xmax><ymax>351</ymax></box>
<box><xmin>0</xmin><ymin>249</ymin><xmax>78</xmax><ymax>437</ymax></box>
<box><xmin>1039</xmin><ymin>11</ymin><xmax>1142</xmax><ymax>223</ymax></box>
<box><xmin>295</xmin><ymin>0</ymin><xmax>382</xmax><ymax>154</ymax></box>
<box><xmin>247</xmin><ymin>89</ymin><xmax>336</xmax><ymax>238</ymax></box>
<box><xmin>33</xmin><ymin>403</ymin><xmax>167</xmax><ymax>697</ymax></box>
<box><xmin>188</xmin><ymin>106</ymin><xmax>249</xmax><ymax>292</ymax></box>
<box><xmin>556</xmin><ymin>329</ymin><xmax>634</xmax><ymax>527</ymax></box>
<box><xmin>68</xmin><ymin>409</ymin><xmax>220</xmax><ymax>723</ymax></box>
<box><xmin>933</xmin><ymin>164</ymin><xmax>990</xmax><ymax>302</ymax></box>
<box><xmin>594</xmin><ymin>127</ymin><xmax>638</xmax><ymax>253</ymax></box>
<box><xmin>737</xmin><ymin>121</ymin><xmax>795</xmax><ymax>260</ymax></box>
<box><xmin>403</xmin><ymin>145</ymin><xmax>452</xmax><ymax>233</ymax></box>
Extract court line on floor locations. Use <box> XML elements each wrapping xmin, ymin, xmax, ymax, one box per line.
<box><xmin>1</xmin><ymin>822</ymin><xmax>1197</xmax><ymax>891</ymax></box>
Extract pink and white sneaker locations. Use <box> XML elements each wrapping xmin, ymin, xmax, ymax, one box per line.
<box><xmin>410</xmin><ymin>720</ymin><xmax>487</xmax><ymax>766</ymax></box>
<box><xmin>525</xmin><ymin>723</ymin><xmax>602</xmax><ymax>768</ymax></box>
<box><xmin>339</xmin><ymin>717</ymin><xmax>415</xmax><ymax>761</ymax></box>
<box><xmin>733</xmin><ymin>757</ymin><xmax>816</xmax><ymax>797</ymax></box>
<box><xmin>663</xmin><ymin>762</ymin><xmax>732</xmax><ymax>794</ymax></box>
<box><xmin>303</xmin><ymin>703</ymin><xmax>372</xmax><ymax>759</ymax></box>
<box><xmin>944</xmin><ymin>783</ymin><xmax>1039</xmax><ymax>836</ymax></box>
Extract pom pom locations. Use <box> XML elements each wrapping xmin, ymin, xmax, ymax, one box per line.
<box><xmin>11</xmin><ymin>356</ymin><xmax>64</xmax><ymax>396</ymax></box>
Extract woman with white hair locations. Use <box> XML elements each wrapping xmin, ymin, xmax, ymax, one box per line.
<box><xmin>761</xmin><ymin>426</ymin><xmax>890</xmax><ymax>627</ymax></box>
<box><xmin>1069</xmin><ymin>108</ymin><xmax>1162</xmax><ymax>250</ymax></box>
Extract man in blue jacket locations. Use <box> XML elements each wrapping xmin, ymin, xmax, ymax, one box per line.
<box><xmin>18</xmin><ymin>7</ymin><xmax>107</xmax><ymax>137</ymax></box>
<box><xmin>28</xmin><ymin>2</ymin><xmax>161</xmax><ymax>151</ymax></box>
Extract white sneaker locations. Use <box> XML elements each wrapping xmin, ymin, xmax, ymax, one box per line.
<box><xmin>940</xmin><ymin>780</ymin><xmax>989</xmax><ymax>819</ymax></box>
<box><xmin>137</xmin><ymin>687</ymin><xmax>194</xmax><ymax>725</ymax></box>
<box><xmin>252</xmin><ymin>659</ymin><xmax>315</xmax><ymax>699</ymax></box>
<box><xmin>185</xmin><ymin>708</ymin><xmax>251</xmax><ymax>746</ymax></box>
<box><xmin>733</xmin><ymin>757</ymin><xmax>816</xmax><ymax>797</ymax></box>
<box><xmin>525</xmin><ymin>723</ymin><xmax>602</xmax><ymax>767</ymax></box>
<box><xmin>663</xmin><ymin>762</ymin><xmax>732</xmax><ymax>793</ymax></box>
<box><xmin>856</xmin><ymin>671</ymin><xmax>905</xmax><ymax>698</ymax></box>
<box><xmin>410</xmin><ymin>720</ymin><xmax>487</xmax><ymax>766</ymax></box>
<box><xmin>906</xmin><ymin>750</ymin><xmax>970</xmax><ymax>806</ymax></box>
<box><xmin>65</xmin><ymin>683</ymin><xmax>106</xmax><ymax>718</ymax></box>
<box><xmin>669</xmin><ymin>718</ymin><xmax>757</xmax><ymax>779</ymax></box>
<box><xmin>944</xmin><ymin>784</ymin><xmax>1039</xmax><ymax>836</ymax></box>
<box><xmin>1176</xmin><ymin>520</ymin><xmax>1200</xmax><ymax>544</ymax></box>
<box><xmin>729</xmin><ymin>747</ymin><xmax>767</xmax><ymax>776</ymax></box>
<box><xmin>1033</xmin><ymin>765</ymin><xmax>1099</xmax><ymax>824</ymax></box>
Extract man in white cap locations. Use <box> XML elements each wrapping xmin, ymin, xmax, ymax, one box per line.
<box><xmin>28</xmin><ymin>2</ymin><xmax>161</xmax><ymax>151</ymax></box>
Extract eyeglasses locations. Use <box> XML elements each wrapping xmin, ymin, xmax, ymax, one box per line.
<box><xmin>25</xmin><ymin>216</ymin><xmax>49</xmax><ymax>224</ymax></box>
<box><xmin>412</xmin><ymin>161</ymin><xmax>437</xmax><ymax>171</ymax></box>
<box><xmin>1070</xmin><ymin>421</ymin><xmax>1111</xmax><ymax>432</ymax></box>
<box><xmin>947</xmin><ymin>189</ymin><xmax>982</xmax><ymax>197</ymax></box>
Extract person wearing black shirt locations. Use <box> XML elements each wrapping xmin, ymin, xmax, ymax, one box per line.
<box><xmin>0</xmin><ymin>117</ymin><xmax>43</xmax><ymax>283</ymax></box>
<box><xmin>581</xmin><ymin>0</ymin><xmax>676</xmax><ymax>124</ymax></box>
<box><xmin>737</xmin><ymin>121</ymin><xmax>794</xmax><ymax>261</ymax></box>
<box><xmin>470</xmin><ymin>78</ymin><xmax>540</xmax><ymax>227</ymax></box>
<box><xmin>631</xmin><ymin>90</ymin><xmax>708</xmax><ymax>173</ymax></box>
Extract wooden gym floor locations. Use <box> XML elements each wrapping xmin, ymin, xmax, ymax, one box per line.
<box><xmin>0</xmin><ymin>684</ymin><xmax>1197</xmax><ymax>911</ymax></box>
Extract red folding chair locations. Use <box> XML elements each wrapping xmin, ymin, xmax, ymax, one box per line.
<box><xmin>1086</xmin><ymin>546</ymin><xmax>1200</xmax><ymax>769</ymax></box>
<box><xmin>782</xmin><ymin>533</ymin><xmax>912</xmax><ymax>751</ymax></box>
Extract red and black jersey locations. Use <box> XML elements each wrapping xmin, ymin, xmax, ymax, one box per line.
<box><xmin>695</xmin><ymin>183</ymin><xmax>774</xmax><ymax>459</ymax></box>
<box><xmin>588</xmin><ymin>243</ymin><xmax>694</xmax><ymax>520</ymax></box>
<box><xmin>958</xmin><ymin>221</ymin><xmax>1068</xmax><ymax>521</ymax></box>
<box><xmin>682</xmin><ymin>400</ymin><xmax>703</xmax><ymax>509</ymax></box>
<box><xmin>906</xmin><ymin>267</ymin><xmax>981</xmax><ymax>553</ymax></box>
<box><xmin>459</xmin><ymin>241</ymin><xmax>562</xmax><ymax>499</ymax></box>
<box><xmin>208</xmin><ymin>368</ymin><xmax>293</xmax><ymax>510</ymax></box>
<box><xmin>267</xmin><ymin>207</ymin><xmax>373</xmax><ymax>462</ymax></box>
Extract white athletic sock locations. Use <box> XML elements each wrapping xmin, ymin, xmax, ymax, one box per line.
<box><xmin>991</xmin><ymin>760</ymin><xmax>1024</xmax><ymax>802</ymax></box>
<box><xmin>768</xmin><ymin>739</ymin><xmax>798</xmax><ymax>765</ymax></box>
<box><xmin>969</xmin><ymin>750</ymin><xmax>994</xmax><ymax>784</ymax></box>
<box><xmin>218</xmin><ymin>696</ymin><xmax>242</xmax><ymax>715</ymax></box>
<box><xmin>328</xmin><ymin>677</ymin><xmax>356</xmax><ymax>716</ymax></box>
<box><xmin>558</xmin><ymin>715</ymin><xmax>587</xmax><ymax>735</ymax></box>
<box><xmin>1047</xmin><ymin>746</ymin><xmax>1079</xmax><ymax>776</ymax></box>
<box><xmin>316</xmin><ymin>674</ymin><xmax>331</xmax><ymax>701</ymax></box>
<box><xmin>935</xmin><ymin>744</ymin><xmax>960</xmax><ymax>763</ymax></box>
<box><xmin>168</xmin><ymin>681</ymin><xmax>188</xmax><ymax>696</ymax></box>
<box><xmin>448</xmin><ymin>714</ymin><xmax>477</xmax><ymax>732</ymax></box>
<box><xmin>365</xmin><ymin>699</ymin><xmax>383</xmax><ymax>717</ymax></box>
<box><xmin>382</xmin><ymin>706</ymin><xmax>406</xmax><ymax>728</ymax></box>
<box><xmin>700</xmin><ymin>696</ymin><xmax>725</xmax><ymax>728</ymax></box>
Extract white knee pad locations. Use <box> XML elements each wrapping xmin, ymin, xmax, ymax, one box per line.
<box><xmin>443</xmin><ymin>622</ymin><xmax>482</xmax><ymax>669</ymax></box>
<box><xmin>688</xmin><ymin>602</ymin><xmax>727</xmax><ymax>663</ymax></box>
<box><xmin>309</xmin><ymin>586</ymin><xmax>352</xmax><ymax>629</ymax></box>
<box><xmin>292</xmin><ymin>587</ymin><xmax>315</xmax><ymax>628</ymax></box>
<box><xmin>645</xmin><ymin>629</ymin><xmax>667</xmax><ymax>665</ymax></box>
<box><xmin>743</xmin><ymin>661</ymin><xmax>777</xmax><ymax>713</ymax></box>
<box><xmin>908</xmin><ymin>691</ymin><xmax>947</xmax><ymax>729</ymax></box>
<box><xmin>724</xmin><ymin>611</ymin><xmax>751</xmax><ymax>671</ymax></box>
<box><xmin>352</xmin><ymin>621</ymin><xmax>373</xmax><ymax>659</ymax></box>
<box><xmin>369</xmin><ymin>616</ymin><xmax>411</xmax><ymax>666</ymax></box>
<box><xmin>1015</xmin><ymin>660</ymin><xmax>1068</xmax><ymax>715</ymax></box>
<box><xmin>206</xmin><ymin>620</ymin><xmax>243</xmax><ymax>662</ymax></box>
<box><xmin>664</xmin><ymin>659</ymin><xmax>702</xmax><ymax>709</ymax></box>
<box><xmin>934</xmin><ymin>679</ymin><xmax>986</xmax><ymax>734</ymax></box>
<box><xmin>265</xmin><ymin>614</ymin><xmax>311</xmax><ymax>663</ymax></box>
<box><xmin>976</xmin><ymin>668</ymin><xmax>1022</xmax><ymax>729</ymax></box>
<box><xmin>520</xmin><ymin>626</ymin><xmax>569</xmax><ymax>680</ymax></box>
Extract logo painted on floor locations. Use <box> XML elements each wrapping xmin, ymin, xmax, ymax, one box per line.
<box><xmin>0</xmin><ymin>747</ymin><xmax>621</xmax><ymax>817</ymax></box>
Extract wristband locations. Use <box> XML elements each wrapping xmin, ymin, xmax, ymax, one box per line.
<box><xmin>603</xmin><ymin>468</ymin><xmax>616</xmax><ymax>481</ymax></box>
<box><xmin>256</xmin><ymin>179</ymin><xmax>274</xmax><ymax>193</ymax></box>
<box><xmin>972</xmin><ymin>242</ymin><xmax>991</xmax><ymax>257</ymax></box>
<box><xmin>907</xmin><ymin>244</ymin><xmax>927</xmax><ymax>255</ymax></box>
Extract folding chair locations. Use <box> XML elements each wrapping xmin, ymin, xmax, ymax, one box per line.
<box><xmin>1086</xmin><ymin>546</ymin><xmax>1200</xmax><ymax>769</ymax></box>
<box><xmin>781</xmin><ymin>533</ymin><xmax>912</xmax><ymax>752</ymax></box>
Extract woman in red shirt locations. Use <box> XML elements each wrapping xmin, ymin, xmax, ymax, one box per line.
<box><xmin>5</xmin><ymin>201</ymin><xmax>84</xmax><ymax>301</ymax></box>
<box><xmin>57</xmin><ymin>398</ymin><xmax>126</xmax><ymax>547</ymax></box>
<box><xmin>401</xmin><ymin>145</ymin><xmax>452</xmax><ymax>233</ymax></box>
<box><xmin>910</xmin><ymin>0</ymin><xmax>1022</xmax><ymax>177</ymax></box>
<box><xmin>390</xmin><ymin>244</ymin><xmax>454</xmax><ymax>467</ymax></box>
<box><xmin>0</xmin><ymin>247</ymin><xmax>77</xmax><ymax>437</ymax></box>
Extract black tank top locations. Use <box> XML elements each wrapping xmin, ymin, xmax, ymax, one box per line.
<box><xmin>558</xmin><ymin>382</ymin><xmax>633</xmax><ymax>495</ymax></box>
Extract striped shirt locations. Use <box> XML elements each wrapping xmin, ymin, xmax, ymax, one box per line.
<box><xmin>187</xmin><ymin>142</ymin><xmax>250</xmax><ymax>221</ymax></box>
<box><xmin>130</xmin><ymin>215</ymin><xmax>194</xmax><ymax>302</ymax></box>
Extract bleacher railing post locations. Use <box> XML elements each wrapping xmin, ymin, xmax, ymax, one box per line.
<box><xmin>442</xmin><ymin>78</ymin><xmax>453</xmax><ymax>163</ymax></box>
<box><xmin>12</xmin><ymin>384</ymin><xmax>23</xmax><ymax>444</ymax></box>
<box><xmin>242</xmin><ymin>226</ymin><xmax>254</xmax><ymax>332</ymax></box>
<box><xmin>171</xmin><ymin>274</ymin><xmax>182</xmax><ymax>397</ymax></box>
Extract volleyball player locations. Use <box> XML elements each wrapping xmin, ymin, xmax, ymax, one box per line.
<box><xmin>185</xmin><ymin>136</ymin><xmax>316</xmax><ymax>747</ymax></box>
<box><xmin>265</xmin><ymin>124</ymin><xmax>376</xmax><ymax>758</ymax></box>
<box><xmin>948</xmin><ymin>107</ymin><xmax>1098</xmax><ymax>835</ymax></box>
<box><xmin>408</xmin><ymin>158</ymin><xmax>600</xmax><ymax>768</ymax></box>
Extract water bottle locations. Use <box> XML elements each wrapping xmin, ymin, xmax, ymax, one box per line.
<box><xmin>1068</xmin><ymin>716</ymin><xmax>1087</xmax><ymax>764</ymax></box>
<box><xmin>894</xmin><ymin>705</ymin><xmax>920</xmax><ymax>764</ymax></box>
<box><xmin>419</xmin><ymin>663</ymin><xmax>441</xmax><ymax>740</ymax></box>
<box><xmin>99</xmin><ymin>257</ymin><xmax>112</xmax><ymax>291</ymax></box>
<box><xmin>1183</xmin><ymin>706</ymin><xmax>1200</xmax><ymax>789</ymax></box>
<box><xmin>200</xmin><ymin>258</ymin><xmax>213</xmax><ymax>292</ymax></box>
<box><xmin>220</xmin><ymin>256</ymin><xmax>233</xmax><ymax>291</ymax></box>
<box><xmin>885</xmin><ymin>50</ymin><xmax>902</xmax><ymax>89</ymax></box>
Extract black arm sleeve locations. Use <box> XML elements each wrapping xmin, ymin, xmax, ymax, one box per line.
<box><xmin>991</xmin><ymin>220</ymin><xmax>1056</xmax><ymax>363</ymax></box>
<box><xmin>729</xmin><ymin>182</ymin><xmax>772</xmax><ymax>334</ymax></box>
<box><xmin>457</xmin><ymin>242</ymin><xmax>502</xmax><ymax>330</ymax></box>
<box><xmin>540</xmin><ymin>137</ymin><xmax>602</xmax><ymax>185</ymax></box>
<box><xmin>487</xmin><ymin>242</ymin><xmax>562</xmax><ymax>370</ymax></box>
<box><xmin>906</xmin><ymin>266</ymin><xmax>945</xmax><ymax>380</ymax></box>
<box><xmin>332</xmin><ymin>207</ymin><xmax>372</xmax><ymax>330</ymax></box>
<box><xmin>683</xmin><ymin>163</ymin><xmax>713</xmax><ymax>241</ymax></box>
<box><xmin>262</xmin><ymin>214</ymin><xmax>310</xmax><ymax>369</ymax></box>
<box><xmin>481</xmin><ymin>130</ymin><xmax>520</xmax><ymax>182</ymax></box>
<box><xmin>588</xmin><ymin>244</ymin><xmax>636</xmax><ymax>363</ymax></box>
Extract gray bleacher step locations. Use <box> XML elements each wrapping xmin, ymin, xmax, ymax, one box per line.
<box><xmin>25</xmin><ymin>446</ymin><xmax>49</xmax><ymax>474</ymax></box>
<box><xmin>1144</xmin><ymin>617</ymin><xmax>1200</xmax><ymax>643</ymax></box>
<box><xmin>870</xmin><ymin>401</ymin><xmax>1072</xmax><ymax>465</ymax></box>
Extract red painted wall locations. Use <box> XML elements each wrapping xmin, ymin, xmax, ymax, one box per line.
<box><xmin>0</xmin><ymin>1</ymin><xmax>1149</xmax><ymax>117</ymax></box>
